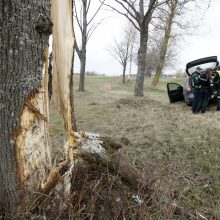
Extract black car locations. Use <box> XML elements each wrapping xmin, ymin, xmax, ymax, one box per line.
<box><xmin>167</xmin><ymin>56</ymin><xmax>219</xmax><ymax>105</ymax></box>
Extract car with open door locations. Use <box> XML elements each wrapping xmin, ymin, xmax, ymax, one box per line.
<box><xmin>167</xmin><ymin>83</ymin><xmax>184</xmax><ymax>103</ymax></box>
<box><xmin>167</xmin><ymin>56</ymin><xmax>219</xmax><ymax>105</ymax></box>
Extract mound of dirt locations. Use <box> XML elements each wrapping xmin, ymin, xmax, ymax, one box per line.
<box><xmin>19</xmin><ymin>162</ymin><xmax>150</xmax><ymax>220</ymax></box>
<box><xmin>115</xmin><ymin>97</ymin><xmax>166</xmax><ymax>109</ymax></box>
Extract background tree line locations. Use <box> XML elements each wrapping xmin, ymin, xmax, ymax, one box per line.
<box><xmin>75</xmin><ymin>0</ymin><xmax>211</xmax><ymax>95</ymax></box>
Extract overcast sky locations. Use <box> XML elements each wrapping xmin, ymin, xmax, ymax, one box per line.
<box><xmin>74</xmin><ymin>0</ymin><xmax>220</xmax><ymax>76</ymax></box>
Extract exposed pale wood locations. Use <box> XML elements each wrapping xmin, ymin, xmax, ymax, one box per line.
<box><xmin>51</xmin><ymin>0</ymin><xmax>76</xmax><ymax>160</ymax></box>
<box><xmin>77</xmin><ymin>133</ymin><xmax>147</xmax><ymax>189</ymax></box>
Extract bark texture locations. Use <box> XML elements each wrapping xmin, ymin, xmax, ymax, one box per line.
<box><xmin>134</xmin><ymin>0</ymin><xmax>155</xmax><ymax>96</ymax></box>
<box><xmin>134</xmin><ymin>29</ymin><xmax>148</xmax><ymax>96</ymax></box>
<box><xmin>0</xmin><ymin>0</ymin><xmax>51</xmax><ymax>213</ymax></box>
<box><xmin>122</xmin><ymin>64</ymin><xmax>126</xmax><ymax>84</ymax></box>
<box><xmin>48</xmin><ymin>52</ymin><xmax>53</xmax><ymax>100</ymax></box>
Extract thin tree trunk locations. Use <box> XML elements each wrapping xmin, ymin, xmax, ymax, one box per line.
<box><xmin>122</xmin><ymin>64</ymin><xmax>126</xmax><ymax>83</ymax></box>
<box><xmin>48</xmin><ymin>52</ymin><xmax>53</xmax><ymax>100</ymax></box>
<box><xmin>145</xmin><ymin>71</ymin><xmax>152</xmax><ymax>77</ymax></box>
<box><xmin>79</xmin><ymin>50</ymin><xmax>86</xmax><ymax>91</ymax></box>
<box><xmin>152</xmin><ymin>3</ymin><xmax>176</xmax><ymax>87</ymax></box>
<box><xmin>134</xmin><ymin>30</ymin><xmax>148</xmax><ymax>96</ymax></box>
<box><xmin>78</xmin><ymin>0</ymin><xmax>88</xmax><ymax>92</ymax></box>
<box><xmin>0</xmin><ymin>0</ymin><xmax>51</xmax><ymax>213</ymax></box>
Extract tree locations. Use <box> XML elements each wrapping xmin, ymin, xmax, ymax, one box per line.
<box><xmin>0</xmin><ymin>0</ymin><xmax>75</xmax><ymax>214</ymax></box>
<box><xmin>151</xmin><ymin>0</ymin><xmax>187</xmax><ymax>86</ymax></box>
<box><xmin>0</xmin><ymin>1</ymin><xmax>149</xmax><ymax>216</ymax></box>
<box><xmin>74</xmin><ymin>0</ymin><xmax>105</xmax><ymax>92</ymax></box>
<box><xmin>145</xmin><ymin>47</ymin><xmax>160</xmax><ymax>77</ymax></box>
<box><xmin>0</xmin><ymin>0</ymin><xmax>52</xmax><ymax>213</ymax></box>
<box><xmin>104</xmin><ymin>0</ymin><xmax>168</xmax><ymax>96</ymax></box>
<box><xmin>108</xmin><ymin>25</ymin><xmax>136</xmax><ymax>83</ymax></box>
<box><xmin>151</xmin><ymin>0</ymin><xmax>212</xmax><ymax>86</ymax></box>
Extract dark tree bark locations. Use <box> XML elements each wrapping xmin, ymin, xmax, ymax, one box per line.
<box><xmin>79</xmin><ymin>43</ymin><xmax>87</xmax><ymax>92</ymax></box>
<box><xmin>78</xmin><ymin>0</ymin><xmax>87</xmax><ymax>92</ymax></box>
<box><xmin>122</xmin><ymin>64</ymin><xmax>127</xmax><ymax>83</ymax></box>
<box><xmin>48</xmin><ymin>52</ymin><xmax>53</xmax><ymax>100</ymax></box>
<box><xmin>0</xmin><ymin>0</ymin><xmax>51</xmax><ymax>213</ymax></box>
<box><xmin>134</xmin><ymin>29</ymin><xmax>148</xmax><ymax>96</ymax></box>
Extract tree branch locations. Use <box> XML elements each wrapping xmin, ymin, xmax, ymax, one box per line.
<box><xmin>88</xmin><ymin>0</ymin><xmax>106</xmax><ymax>26</ymax></box>
<box><xmin>102</xmin><ymin>1</ymin><xmax>140</xmax><ymax>31</ymax></box>
<box><xmin>74</xmin><ymin>1</ymin><xmax>83</xmax><ymax>33</ymax></box>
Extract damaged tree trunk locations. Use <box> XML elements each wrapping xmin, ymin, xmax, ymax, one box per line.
<box><xmin>30</xmin><ymin>132</ymin><xmax>149</xmax><ymax>211</ymax></box>
<box><xmin>0</xmin><ymin>0</ymin><xmax>148</xmax><ymax>216</ymax></box>
<box><xmin>51</xmin><ymin>0</ymin><xmax>76</xmax><ymax>160</ymax></box>
<box><xmin>0</xmin><ymin>0</ymin><xmax>52</xmax><ymax>213</ymax></box>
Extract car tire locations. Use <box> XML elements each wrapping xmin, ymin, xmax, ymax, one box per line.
<box><xmin>184</xmin><ymin>95</ymin><xmax>192</xmax><ymax>106</ymax></box>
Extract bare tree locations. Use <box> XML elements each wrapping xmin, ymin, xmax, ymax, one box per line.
<box><xmin>143</xmin><ymin>34</ymin><xmax>177</xmax><ymax>77</ymax></box>
<box><xmin>104</xmin><ymin>0</ymin><xmax>168</xmax><ymax>96</ymax></box>
<box><xmin>151</xmin><ymin>0</ymin><xmax>188</xmax><ymax>86</ymax></box>
<box><xmin>74</xmin><ymin>0</ymin><xmax>105</xmax><ymax>91</ymax></box>
<box><xmin>145</xmin><ymin>47</ymin><xmax>160</xmax><ymax>77</ymax></box>
<box><xmin>151</xmin><ymin>0</ymin><xmax>212</xmax><ymax>86</ymax></box>
<box><xmin>108</xmin><ymin>25</ymin><xmax>137</xmax><ymax>83</ymax></box>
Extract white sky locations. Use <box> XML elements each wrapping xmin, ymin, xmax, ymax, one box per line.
<box><xmin>74</xmin><ymin>0</ymin><xmax>220</xmax><ymax>76</ymax></box>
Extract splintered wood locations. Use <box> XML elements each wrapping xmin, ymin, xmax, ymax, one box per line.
<box><xmin>16</xmin><ymin>48</ymin><xmax>51</xmax><ymax>194</ymax></box>
<box><xmin>51</xmin><ymin>0</ymin><xmax>76</xmax><ymax>161</ymax></box>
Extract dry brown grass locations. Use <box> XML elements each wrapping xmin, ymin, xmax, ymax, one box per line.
<box><xmin>48</xmin><ymin>76</ymin><xmax>220</xmax><ymax>219</ymax></box>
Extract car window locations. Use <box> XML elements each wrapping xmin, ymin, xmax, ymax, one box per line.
<box><xmin>168</xmin><ymin>83</ymin><xmax>182</xmax><ymax>91</ymax></box>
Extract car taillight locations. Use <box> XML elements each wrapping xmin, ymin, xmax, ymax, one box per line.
<box><xmin>186</xmin><ymin>87</ymin><xmax>191</xmax><ymax>92</ymax></box>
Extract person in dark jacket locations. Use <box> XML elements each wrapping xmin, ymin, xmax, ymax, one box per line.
<box><xmin>191</xmin><ymin>66</ymin><xmax>202</xmax><ymax>113</ymax></box>
<box><xmin>197</xmin><ymin>68</ymin><xmax>212</xmax><ymax>113</ymax></box>
<box><xmin>214</xmin><ymin>66</ymin><xmax>220</xmax><ymax>110</ymax></box>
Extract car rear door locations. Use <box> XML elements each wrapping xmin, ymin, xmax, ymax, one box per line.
<box><xmin>167</xmin><ymin>83</ymin><xmax>184</xmax><ymax>103</ymax></box>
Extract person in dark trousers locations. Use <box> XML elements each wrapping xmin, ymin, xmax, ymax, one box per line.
<box><xmin>197</xmin><ymin>68</ymin><xmax>212</xmax><ymax>113</ymax></box>
<box><xmin>214</xmin><ymin>66</ymin><xmax>220</xmax><ymax>110</ymax></box>
<box><xmin>191</xmin><ymin>66</ymin><xmax>202</xmax><ymax>113</ymax></box>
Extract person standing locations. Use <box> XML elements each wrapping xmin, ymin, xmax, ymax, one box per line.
<box><xmin>197</xmin><ymin>68</ymin><xmax>212</xmax><ymax>113</ymax></box>
<box><xmin>214</xmin><ymin>66</ymin><xmax>220</xmax><ymax>111</ymax></box>
<box><xmin>191</xmin><ymin>66</ymin><xmax>202</xmax><ymax>113</ymax></box>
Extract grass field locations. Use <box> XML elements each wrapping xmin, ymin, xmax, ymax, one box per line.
<box><xmin>50</xmin><ymin>76</ymin><xmax>220</xmax><ymax>219</ymax></box>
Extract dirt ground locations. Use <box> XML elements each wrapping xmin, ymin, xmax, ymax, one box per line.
<box><xmin>49</xmin><ymin>76</ymin><xmax>220</xmax><ymax>219</ymax></box>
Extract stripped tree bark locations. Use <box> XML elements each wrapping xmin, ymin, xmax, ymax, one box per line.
<box><xmin>77</xmin><ymin>134</ymin><xmax>148</xmax><ymax>189</ymax></box>
<box><xmin>51</xmin><ymin>0</ymin><xmax>77</xmax><ymax>160</ymax></box>
<box><xmin>0</xmin><ymin>0</ymin><xmax>76</xmax><ymax>214</ymax></box>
